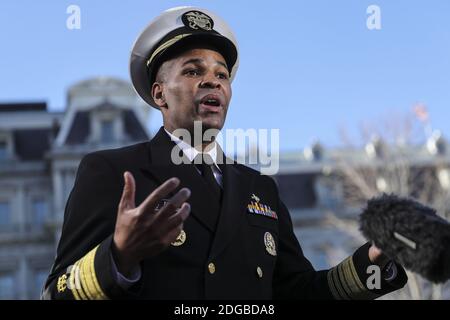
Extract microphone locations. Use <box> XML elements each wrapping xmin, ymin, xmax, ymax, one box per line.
<box><xmin>359</xmin><ymin>194</ymin><xmax>450</xmax><ymax>283</ymax></box>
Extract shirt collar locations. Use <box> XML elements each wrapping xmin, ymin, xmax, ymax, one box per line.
<box><xmin>164</xmin><ymin>128</ymin><xmax>220</xmax><ymax>168</ymax></box>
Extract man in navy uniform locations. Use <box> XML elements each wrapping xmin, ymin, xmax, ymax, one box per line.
<box><xmin>42</xmin><ymin>6</ymin><xmax>407</xmax><ymax>300</ymax></box>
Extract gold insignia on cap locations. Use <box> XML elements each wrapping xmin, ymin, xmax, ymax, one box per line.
<box><xmin>57</xmin><ymin>274</ymin><xmax>68</xmax><ymax>293</ymax></box>
<box><xmin>251</xmin><ymin>194</ymin><xmax>260</xmax><ymax>202</ymax></box>
<box><xmin>264</xmin><ymin>232</ymin><xmax>277</xmax><ymax>256</ymax></box>
<box><xmin>182</xmin><ymin>11</ymin><xmax>213</xmax><ymax>31</ymax></box>
<box><xmin>171</xmin><ymin>230</ymin><xmax>187</xmax><ymax>247</ymax></box>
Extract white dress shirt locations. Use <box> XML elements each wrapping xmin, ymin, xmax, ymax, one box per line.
<box><xmin>164</xmin><ymin>128</ymin><xmax>223</xmax><ymax>187</ymax></box>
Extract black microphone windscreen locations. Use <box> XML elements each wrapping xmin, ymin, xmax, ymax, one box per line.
<box><xmin>360</xmin><ymin>194</ymin><xmax>450</xmax><ymax>283</ymax></box>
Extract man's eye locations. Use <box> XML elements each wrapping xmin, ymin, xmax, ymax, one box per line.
<box><xmin>217</xmin><ymin>72</ymin><xmax>229</xmax><ymax>80</ymax></box>
<box><xmin>185</xmin><ymin>69</ymin><xmax>199</xmax><ymax>76</ymax></box>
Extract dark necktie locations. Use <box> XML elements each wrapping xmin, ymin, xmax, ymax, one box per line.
<box><xmin>193</xmin><ymin>153</ymin><xmax>222</xmax><ymax>200</ymax></box>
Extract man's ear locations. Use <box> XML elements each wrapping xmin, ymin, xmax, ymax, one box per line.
<box><xmin>151</xmin><ymin>82</ymin><xmax>167</xmax><ymax>109</ymax></box>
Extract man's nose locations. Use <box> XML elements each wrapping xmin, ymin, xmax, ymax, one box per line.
<box><xmin>199</xmin><ymin>72</ymin><xmax>220</xmax><ymax>89</ymax></box>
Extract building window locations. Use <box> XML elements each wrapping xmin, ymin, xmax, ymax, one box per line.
<box><xmin>100</xmin><ymin>120</ymin><xmax>114</xmax><ymax>143</ymax></box>
<box><xmin>0</xmin><ymin>273</ymin><xmax>15</xmax><ymax>300</ymax></box>
<box><xmin>31</xmin><ymin>199</ymin><xmax>48</xmax><ymax>227</ymax></box>
<box><xmin>32</xmin><ymin>269</ymin><xmax>48</xmax><ymax>299</ymax></box>
<box><xmin>0</xmin><ymin>201</ymin><xmax>11</xmax><ymax>229</ymax></box>
<box><xmin>0</xmin><ymin>141</ymin><xmax>7</xmax><ymax>159</ymax></box>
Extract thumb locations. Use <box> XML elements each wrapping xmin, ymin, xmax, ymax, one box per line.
<box><xmin>119</xmin><ymin>171</ymin><xmax>136</xmax><ymax>212</ymax></box>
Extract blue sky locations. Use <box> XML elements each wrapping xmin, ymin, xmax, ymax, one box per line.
<box><xmin>0</xmin><ymin>0</ymin><xmax>449</xmax><ymax>151</ymax></box>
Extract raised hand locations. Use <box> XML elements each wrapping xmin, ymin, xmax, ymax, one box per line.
<box><xmin>112</xmin><ymin>171</ymin><xmax>191</xmax><ymax>276</ymax></box>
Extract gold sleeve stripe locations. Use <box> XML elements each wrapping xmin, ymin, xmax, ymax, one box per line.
<box><xmin>327</xmin><ymin>262</ymin><xmax>350</xmax><ymax>300</ymax></box>
<box><xmin>341</xmin><ymin>257</ymin><xmax>367</xmax><ymax>293</ymax></box>
<box><xmin>81</xmin><ymin>249</ymin><xmax>98</xmax><ymax>300</ymax></box>
<box><xmin>68</xmin><ymin>262</ymin><xmax>81</xmax><ymax>300</ymax></box>
<box><xmin>327</xmin><ymin>269</ymin><xmax>343</xmax><ymax>300</ymax></box>
<box><xmin>74</xmin><ymin>260</ymin><xmax>89</xmax><ymax>300</ymax></box>
<box><xmin>327</xmin><ymin>256</ymin><xmax>379</xmax><ymax>300</ymax></box>
<box><xmin>78</xmin><ymin>257</ymin><xmax>94</xmax><ymax>300</ymax></box>
<box><xmin>344</xmin><ymin>256</ymin><xmax>379</xmax><ymax>300</ymax></box>
<box><xmin>87</xmin><ymin>246</ymin><xmax>107</xmax><ymax>299</ymax></box>
<box><xmin>336</xmin><ymin>263</ymin><xmax>353</xmax><ymax>299</ymax></box>
<box><xmin>69</xmin><ymin>258</ymin><xmax>90</xmax><ymax>300</ymax></box>
<box><xmin>331</xmin><ymin>265</ymin><xmax>351</xmax><ymax>300</ymax></box>
<box><xmin>69</xmin><ymin>245</ymin><xmax>108</xmax><ymax>300</ymax></box>
<box><xmin>337</xmin><ymin>262</ymin><xmax>355</xmax><ymax>298</ymax></box>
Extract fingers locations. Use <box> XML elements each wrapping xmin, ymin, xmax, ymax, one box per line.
<box><xmin>118</xmin><ymin>171</ymin><xmax>136</xmax><ymax>211</ymax></box>
<box><xmin>177</xmin><ymin>202</ymin><xmax>191</xmax><ymax>221</ymax></box>
<box><xmin>159</xmin><ymin>203</ymin><xmax>191</xmax><ymax>246</ymax></box>
<box><xmin>139</xmin><ymin>177</ymin><xmax>180</xmax><ymax>213</ymax></box>
<box><xmin>368</xmin><ymin>243</ymin><xmax>388</xmax><ymax>265</ymax></box>
<box><xmin>161</xmin><ymin>202</ymin><xmax>191</xmax><ymax>234</ymax></box>
<box><xmin>153</xmin><ymin>188</ymin><xmax>191</xmax><ymax>224</ymax></box>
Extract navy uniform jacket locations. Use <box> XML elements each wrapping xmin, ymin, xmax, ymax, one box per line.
<box><xmin>43</xmin><ymin>127</ymin><xmax>407</xmax><ymax>300</ymax></box>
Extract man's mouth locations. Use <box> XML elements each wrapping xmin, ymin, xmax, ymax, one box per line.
<box><xmin>198</xmin><ymin>94</ymin><xmax>223</xmax><ymax>112</ymax></box>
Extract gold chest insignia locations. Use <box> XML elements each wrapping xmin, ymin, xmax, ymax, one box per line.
<box><xmin>171</xmin><ymin>229</ymin><xmax>187</xmax><ymax>247</ymax></box>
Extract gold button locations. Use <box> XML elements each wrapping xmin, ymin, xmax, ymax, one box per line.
<box><xmin>256</xmin><ymin>266</ymin><xmax>263</xmax><ymax>278</ymax></box>
<box><xmin>208</xmin><ymin>263</ymin><xmax>216</xmax><ymax>274</ymax></box>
